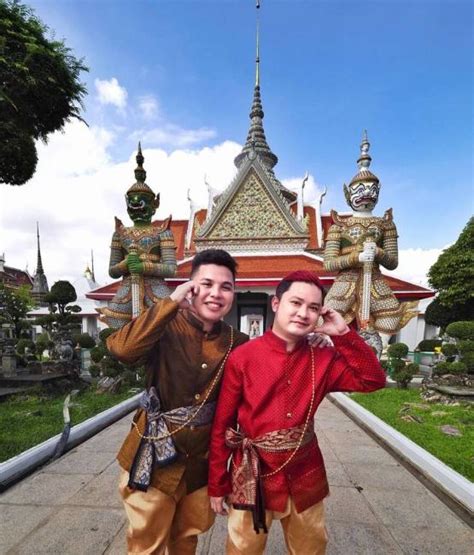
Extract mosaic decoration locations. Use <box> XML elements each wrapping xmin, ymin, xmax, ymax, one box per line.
<box><xmin>196</xmin><ymin>161</ymin><xmax>308</xmax><ymax>253</ymax></box>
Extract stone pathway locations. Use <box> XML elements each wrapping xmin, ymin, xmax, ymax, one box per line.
<box><xmin>0</xmin><ymin>399</ymin><xmax>472</xmax><ymax>554</ymax></box>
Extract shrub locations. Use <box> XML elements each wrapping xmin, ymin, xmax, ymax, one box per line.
<box><xmin>461</xmin><ymin>352</ymin><xmax>474</xmax><ymax>373</ymax></box>
<box><xmin>458</xmin><ymin>340</ymin><xmax>474</xmax><ymax>354</ymax></box>
<box><xmin>446</xmin><ymin>321</ymin><xmax>474</xmax><ymax>341</ymax></box>
<box><xmin>417</xmin><ymin>339</ymin><xmax>442</xmax><ymax>352</ymax></box>
<box><xmin>380</xmin><ymin>359</ymin><xmax>390</xmax><ymax>373</ymax></box>
<box><xmin>99</xmin><ymin>328</ymin><xmax>115</xmax><ymax>343</ymax></box>
<box><xmin>433</xmin><ymin>361</ymin><xmax>451</xmax><ymax>376</ymax></box>
<box><xmin>16</xmin><ymin>338</ymin><xmax>35</xmax><ymax>354</ymax></box>
<box><xmin>388</xmin><ymin>342</ymin><xmax>409</xmax><ymax>359</ymax></box>
<box><xmin>448</xmin><ymin>361</ymin><xmax>468</xmax><ymax>375</ymax></box>
<box><xmin>88</xmin><ymin>364</ymin><xmax>101</xmax><ymax>377</ymax></box>
<box><xmin>392</xmin><ymin>363</ymin><xmax>416</xmax><ymax>388</ymax></box>
<box><xmin>35</xmin><ymin>333</ymin><xmax>51</xmax><ymax>354</ymax></box>
<box><xmin>73</xmin><ymin>333</ymin><xmax>96</xmax><ymax>349</ymax></box>
<box><xmin>441</xmin><ymin>343</ymin><xmax>458</xmax><ymax>358</ymax></box>
<box><xmin>90</xmin><ymin>345</ymin><xmax>107</xmax><ymax>363</ymax></box>
<box><xmin>390</xmin><ymin>358</ymin><xmax>406</xmax><ymax>373</ymax></box>
<box><xmin>405</xmin><ymin>362</ymin><xmax>420</xmax><ymax>375</ymax></box>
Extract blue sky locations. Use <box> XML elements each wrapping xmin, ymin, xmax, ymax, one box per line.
<box><xmin>1</xmin><ymin>0</ymin><xmax>472</xmax><ymax>284</ymax></box>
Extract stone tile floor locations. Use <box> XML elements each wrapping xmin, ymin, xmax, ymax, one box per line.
<box><xmin>0</xmin><ymin>399</ymin><xmax>472</xmax><ymax>554</ymax></box>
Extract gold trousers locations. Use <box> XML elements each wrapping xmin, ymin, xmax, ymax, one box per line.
<box><xmin>119</xmin><ymin>469</ymin><xmax>215</xmax><ymax>555</ymax></box>
<box><xmin>226</xmin><ymin>497</ymin><xmax>327</xmax><ymax>555</ymax></box>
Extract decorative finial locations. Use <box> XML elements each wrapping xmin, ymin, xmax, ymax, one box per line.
<box><xmin>347</xmin><ymin>130</ymin><xmax>379</xmax><ymax>188</ymax></box>
<box><xmin>357</xmin><ymin>129</ymin><xmax>372</xmax><ymax>170</ymax></box>
<box><xmin>302</xmin><ymin>171</ymin><xmax>309</xmax><ymax>190</ymax></box>
<box><xmin>255</xmin><ymin>2</ymin><xmax>260</xmax><ymax>87</ymax></box>
<box><xmin>134</xmin><ymin>142</ymin><xmax>147</xmax><ymax>183</ymax></box>
<box><xmin>234</xmin><ymin>0</ymin><xmax>279</xmax><ymax>171</ymax></box>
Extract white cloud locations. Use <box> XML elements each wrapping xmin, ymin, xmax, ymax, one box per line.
<box><xmin>95</xmin><ymin>77</ymin><xmax>128</xmax><ymax>109</ymax></box>
<box><xmin>0</xmin><ymin>122</ymin><xmax>239</xmax><ymax>286</ymax></box>
<box><xmin>0</xmin><ymin>121</ymin><xmax>444</xmax><ymax>293</ymax></box>
<box><xmin>138</xmin><ymin>124</ymin><xmax>217</xmax><ymax>148</ymax></box>
<box><xmin>385</xmin><ymin>247</ymin><xmax>446</xmax><ymax>288</ymax></box>
<box><xmin>282</xmin><ymin>173</ymin><xmax>325</xmax><ymax>204</ymax></box>
<box><xmin>138</xmin><ymin>95</ymin><xmax>159</xmax><ymax>119</ymax></box>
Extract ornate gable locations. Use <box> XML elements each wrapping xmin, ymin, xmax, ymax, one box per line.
<box><xmin>195</xmin><ymin>156</ymin><xmax>309</xmax><ymax>253</ymax></box>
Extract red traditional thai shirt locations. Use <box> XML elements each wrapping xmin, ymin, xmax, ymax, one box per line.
<box><xmin>208</xmin><ymin>329</ymin><xmax>386</xmax><ymax>513</ymax></box>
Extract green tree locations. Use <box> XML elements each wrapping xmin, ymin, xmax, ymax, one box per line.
<box><xmin>424</xmin><ymin>297</ymin><xmax>471</xmax><ymax>330</ymax></box>
<box><xmin>427</xmin><ymin>218</ymin><xmax>474</xmax><ymax>327</ymax></box>
<box><xmin>46</xmin><ymin>280</ymin><xmax>78</xmax><ymax>315</ymax></box>
<box><xmin>0</xmin><ymin>284</ymin><xmax>33</xmax><ymax>338</ymax></box>
<box><xmin>0</xmin><ymin>0</ymin><xmax>88</xmax><ymax>185</ymax></box>
<box><xmin>35</xmin><ymin>281</ymin><xmax>81</xmax><ymax>340</ymax></box>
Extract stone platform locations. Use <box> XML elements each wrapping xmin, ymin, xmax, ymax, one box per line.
<box><xmin>0</xmin><ymin>399</ymin><xmax>472</xmax><ymax>554</ymax></box>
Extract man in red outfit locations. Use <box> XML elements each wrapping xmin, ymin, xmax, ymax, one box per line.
<box><xmin>208</xmin><ymin>271</ymin><xmax>386</xmax><ymax>554</ymax></box>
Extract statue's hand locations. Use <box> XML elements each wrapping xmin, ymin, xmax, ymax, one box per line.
<box><xmin>358</xmin><ymin>241</ymin><xmax>376</xmax><ymax>263</ymax></box>
<box><xmin>126</xmin><ymin>253</ymin><xmax>144</xmax><ymax>275</ymax></box>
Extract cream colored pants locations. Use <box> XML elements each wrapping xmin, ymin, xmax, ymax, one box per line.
<box><xmin>119</xmin><ymin>469</ymin><xmax>214</xmax><ymax>555</ymax></box>
<box><xmin>226</xmin><ymin>497</ymin><xmax>327</xmax><ymax>555</ymax></box>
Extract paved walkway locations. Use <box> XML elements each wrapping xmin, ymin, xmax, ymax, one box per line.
<box><xmin>0</xmin><ymin>399</ymin><xmax>472</xmax><ymax>554</ymax></box>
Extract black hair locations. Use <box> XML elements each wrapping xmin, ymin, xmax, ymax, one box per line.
<box><xmin>191</xmin><ymin>249</ymin><xmax>238</xmax><ymax>281</ymax></box>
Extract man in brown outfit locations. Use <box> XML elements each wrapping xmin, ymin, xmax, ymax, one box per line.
<box><xmin>107</xmin><ymin>249</ymin><xmax>248</xmax><ymax>554</ymax></box>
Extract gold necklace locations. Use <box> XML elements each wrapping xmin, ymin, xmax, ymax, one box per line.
<box><xmin>132</xmin><ymin>326</ymin><xmax>234</xmax><ymax>441</ymax></box>
<box><xmin>230</xmin><ymin>346</ymin><xmax>316</xmax><ymax>478</ymax></box>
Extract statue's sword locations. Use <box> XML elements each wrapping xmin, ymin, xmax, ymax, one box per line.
<box><xmin>129</xmin><ymin>244</ymin><xmax>142</xmax><ymax>319</ymax></box>
<box><xmin>357</xmin><ymin>237</ymin><xmax>383</xmax><ymax>359</ymax></box>
<box><xmin>359</xmin><ymin>239</ymin><xmax>373</xmax><ymax>331</ymax></box>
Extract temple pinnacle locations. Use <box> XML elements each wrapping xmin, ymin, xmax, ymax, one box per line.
<box><xmin>134</xmin><ymin>142</ymin><xmax>147</xmax><ymax>183</ymax></box>
<box><xmin>234</xmin><ymin>0</ymin><xmax>278</xmax><ymax>171</ymax></box>
<box><xmin>31</xmin><ymin>222</ymin><xmax>49</xmax><ymax>304</ymax></box>
<box><xmin>35</xmin><ymin>222</ymin><xmax>44</xmax><ymax>275</ymax></box>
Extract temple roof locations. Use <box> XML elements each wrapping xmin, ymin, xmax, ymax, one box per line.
<box><xmin>87</xmin><ymin>251</ymin><xmax>433</xmax><ymax>302</ymax></box>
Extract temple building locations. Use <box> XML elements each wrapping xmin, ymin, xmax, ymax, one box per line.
<box><xmin>87</xmin><ymin>22</ymin><xmax>434</xmax><ymax>349</ymax></box>
<box><xmin>0</xmin><ymin>253</ymin><xmax>33</xmax><ymax>290</ymax></box>
<box><xmin>29</xmin><ymin>264</ymin><xmax>106</xmax><ymax>340</ymax></box>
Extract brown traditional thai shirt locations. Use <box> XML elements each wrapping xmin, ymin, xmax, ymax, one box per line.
<box><xmin>107</xmin><ymin>297</ymin><xmax>248</xmax><ymax>495</ymax></box>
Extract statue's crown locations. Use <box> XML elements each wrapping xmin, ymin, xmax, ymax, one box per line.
<box><xmin>349</xmin><ymin>131</ymin><xmax>379</xmax><ymax>186</ymax></box>
<box><xmin>126</xmin><ymin>143</ymin><xmax>157</xmax><ymax>198</ymax></box>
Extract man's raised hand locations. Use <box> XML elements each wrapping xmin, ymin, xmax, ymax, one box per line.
<box><xmin>313</xmin><ymin>306</ymin><xmax>350</xmax><ymax>336</ymax></box>
<box><xmin>170</xmin><ymin>280</ymin><xmax>199</xmax><ymax>309</ymax></box>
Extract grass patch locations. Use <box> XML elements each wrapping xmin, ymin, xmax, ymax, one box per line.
<box><xmin>0</xmin><ymin>388</ymin><xmax>135</xmax><ymax>462</ymax></box>
<box><xmin>350</xmin><ymin>389</ymin><xmax>474</xmax><ymax>481</ymax></box>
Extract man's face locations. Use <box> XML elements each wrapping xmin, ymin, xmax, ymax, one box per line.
<box><xmin>190</xmin><ymin>264</ymin><xmax>235</xmax><ymax>328</ymax></box>
<box><xmin>271</xmin><ymin>281</ymin><xmax>323</xmax><ymax>341</ymax></box>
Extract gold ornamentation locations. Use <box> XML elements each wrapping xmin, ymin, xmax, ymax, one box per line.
<box><xmin>207</xmin><ymin>174</ymin><xmax>296</xmax><ymax>239</ymax></box>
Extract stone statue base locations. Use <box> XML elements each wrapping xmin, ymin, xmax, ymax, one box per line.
<box><xmin>359</xmin><ymin>329</ymin><xmax>383</xmax><ymax>359</ymax></box>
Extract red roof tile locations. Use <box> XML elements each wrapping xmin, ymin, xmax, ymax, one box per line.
<box><xmin>88</xmin><ymin>253</ymin><xmax>433</xmax><ymax>302</ymax></box>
